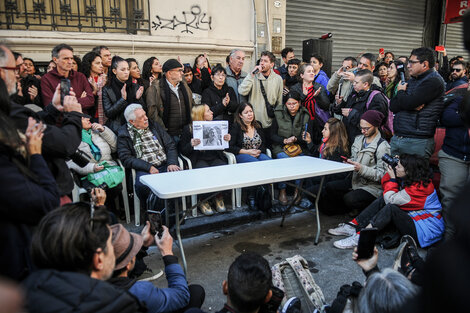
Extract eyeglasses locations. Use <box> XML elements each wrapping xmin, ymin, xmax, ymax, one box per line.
<box><xmin>408</xmin><ymin>60</ymin><xmax>422</xmax><ymax>64</ymax></box>
<box><xmin>0</xmin><ymin>66</ymin><xmax>19</xmax><ymax>73</ymax></box>
<box><xmin>451</xmin><ymin>68</ymin><xmax>462</xmax><ymax>72</ymax></box>
<box><xmin>360</xmin><ymin>126</ymin><xmax>371</xmax><ymax>132</ymax></box>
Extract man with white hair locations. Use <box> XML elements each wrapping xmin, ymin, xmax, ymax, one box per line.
<box><xmin>117</xmin><ymin>103</ymin><xmax>180</xmax><ymax>205</ymax></box>
<box><xmin>225</xmin><ymin>49</ymin><xmax>247</xmax><ymax>102</ymax></box>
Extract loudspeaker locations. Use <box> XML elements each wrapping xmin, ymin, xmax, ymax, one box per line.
<box><xmin>302</xmin><ymin>39</ymin><xmax>333</xmax><ymax>77</ymax></box>
<box><xmin>464</xmin><ymin>11</ymin><xmax>470</xmax><ymax>52</ymax></box>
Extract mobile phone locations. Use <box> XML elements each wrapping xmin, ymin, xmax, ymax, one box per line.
<box><xmin>340</xmin><ymin>156</ymin><xmax>348</xmax><ymax>161</ymax></box>
<box><xmin>357</xmin><ymin>228</ymin><xmax>378</xmax><ymax>260</ymax></box>
<box><xmin>147</xmin><ymin>210</ymin><xmax>164</xmax><ymax>239</ymax></box>
<box><xmin>60</xmin><ymin>78</ymin><xmax>71</xmax><ymax>104</ymax></box>
<box><xmin>303</xmin><ymin>122</ymin><xmax>308</xmax><ymax>140</ymax></box>
<box><xmin>435</xmin><ymin>45</ymin><xmax>445</xmax><ymax>52</ymax></box>
<box><xmin>379</xmin><ymin>48</ymin><xmax>385</xmax><ymax>55</ymax></box>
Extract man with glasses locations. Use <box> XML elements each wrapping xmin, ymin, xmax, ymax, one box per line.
<box><xmin>147</xmin><ymin>58</ymin><xmax>195</xmax><ymax>144</ymax></box>
<box><xmin>446</xmin><ymin>60</ymin><xmax>468</xmax><ymax>91</ymax></box>
<box><xmin>390</xmin><ymin>47</ymin><xmax>445</xmax><ymax>159</ymax></box>
<box><xmin>327</xmin><ymin>110</ymin><xmax>390</xmax><ymax>241</ymax></box>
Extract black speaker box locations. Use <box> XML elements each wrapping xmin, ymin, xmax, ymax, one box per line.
<box><xmin>302</xmin><ymin>39</ymin><xmax>333</xmax><ymax>77</ymax></box>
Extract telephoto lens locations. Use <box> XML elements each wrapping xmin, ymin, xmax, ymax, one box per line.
<box><xmin>381</xmin><ymin>153</ymin><xmax>399</xmax><ymax>168</ymax></box>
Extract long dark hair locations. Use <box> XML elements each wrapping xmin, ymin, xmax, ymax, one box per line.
<box><xmin>80</xmin><ymin>51</ymin><xmax>101</xmax><ymax>78</ymax></box>
<box><xmin>126</xmin><ymin>57</ymin><xmax>144</xmax><ymax>86</ymax></box>
<box><xmin>399</xmin><ymin>154</ymin><xmax>433</xmax><ymax>187</ymax></box>
<box><xmin>106</xmin><ymin>56</ymin><xmax>127</xmax><ymax>86</ymax></box>
<box><xmin>323</xmin><ymin>118</ymin><xmax>349</xmax><ymax>158</ymax></box>
<box><xmin>234</xmin><ymin>102</ymin><xmax>261</xmax><ymax>132</ymax></box>
<box><xmin>142</xmin><ymin>56</ymin><xmax>160</xmax><ymax>81</ymax></box>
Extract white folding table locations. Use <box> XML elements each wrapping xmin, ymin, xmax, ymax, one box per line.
<box><xmin>140</xmin><ymin>156</ymin><xmax>354</xmax><ymax>274</ymax></box>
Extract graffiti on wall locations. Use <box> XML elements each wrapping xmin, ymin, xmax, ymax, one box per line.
<box><xmin>152</xmin><ymin>5</ymin><xmax>212</xmax><ymax>34</ymax></box>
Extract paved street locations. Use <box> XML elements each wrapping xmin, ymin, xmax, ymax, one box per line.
<box><xmin>143</xmin><ymin>210</ymin><xmax>399</xmax><ymax>311</ymax></box>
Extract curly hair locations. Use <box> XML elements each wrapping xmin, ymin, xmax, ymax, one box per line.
<box><xmin>80</xmin><ymin>51</ymin><xmax>101</xmax><ymax>78</ymax></box>
<box><xmin>399</xmin><ymin>153</ymin><xmax>433</xmax><ymax>187</ymax></box>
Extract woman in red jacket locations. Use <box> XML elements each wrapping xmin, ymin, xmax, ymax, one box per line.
<box><xmin>330</xmin><ymin>153</ymin><xmax>444</xmax><ymax>249</ymax></box>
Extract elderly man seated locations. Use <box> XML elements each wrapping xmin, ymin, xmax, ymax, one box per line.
<box><xmin>117</xmin><ymin>103</ymin><xmax>180</xmax><ymax>206</ymax></box>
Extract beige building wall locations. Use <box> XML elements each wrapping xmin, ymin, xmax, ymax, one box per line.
<box><xmin>0</xmin><ymin>0</ymin><xmax>287</xmax><ymax>71</ymax></box>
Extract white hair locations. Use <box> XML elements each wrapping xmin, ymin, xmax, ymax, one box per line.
<box><xmin>124</xmin><ymin>103</ymin><xmax>143</xmax><ymax>122</ymax></box>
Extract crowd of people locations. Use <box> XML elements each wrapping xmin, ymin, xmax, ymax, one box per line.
<box><xmin>1</xmin><ymin>39</ymin><xmax>470</xmax><ymax>313</ymax></box>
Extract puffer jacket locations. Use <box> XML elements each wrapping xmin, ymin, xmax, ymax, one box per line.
<box><xmin>350</xmin><ymin>133</ymin><xmax>390</xmax><ymax>198</ymax></box>
<box><xmin>23</xmin><ymin>269</ymin><xmax>144</xmax><ymax>313</ymax></box>
<box><xmin>390</xmin><ymin>69</ymin><xmax>445</xmax><ymax>138</ymax></box>
<box><xmin>225</xmin><ymin>65</ymin><xmax>247</xmax><ymax>103</ymax></box>
<box><xmin>66</xmin><ymin>126</ymin><xmax>117</xmax><ymax>175</ymax></box>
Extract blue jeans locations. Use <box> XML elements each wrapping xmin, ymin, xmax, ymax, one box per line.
<box><xmin>390</xmin><ymin>136</ymin><xmax>435</xmax><ymax>159</ymax></box>
<box><xmin>276</xmin><ymin>152</ymin><xmax>302</xmax><ymax>189</ymax></box>
<box><xmin>135</xmin><ymin>164</ymin><xmax>167</xmax><ymax>205</ymax></box>
<box><xmin>236</xmin><ymin>153</ymin><xmax>271</xmax><ymax>163</ymax></box>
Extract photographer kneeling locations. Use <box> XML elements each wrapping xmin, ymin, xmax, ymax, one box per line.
<box><xmin>330</xmin><ymin>153</ymin><xmax>445</xmax><ymax>249</ymax></box>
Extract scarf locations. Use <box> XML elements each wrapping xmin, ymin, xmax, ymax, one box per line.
<box><xmin>319</xmin><ymin>137</ymin><xmax>328</xmax><ymax>159</ymax></box>
<box><xmin>209</xmin><ymin>81</ymin><xmax>229</xmax><ymax>99</ymax></box>
<box><xmin>285</xmin><ymin>75</ymin><xmax>299</xmax><ymax>88</ymax></box>
<box><xmin>110</xmin><ymin>76</ymin><xmax>137</xmax><ymax>104</ymax></box>
<box><xmin>81</xmin><ymin>129</ymin><xmax>101</xmax><ymax>161</ymax></box>
<box><xmin>303</xmin><ymin>85</ymin><xmax>317</xmax><ymax>120</ymax></box>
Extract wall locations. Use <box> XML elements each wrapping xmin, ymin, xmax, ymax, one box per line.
<box><xmin>0</xmin><ymin>0</ymin><xmax>256</xmax><ymax>70</ymax></box>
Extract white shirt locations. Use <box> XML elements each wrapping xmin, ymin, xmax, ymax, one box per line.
<box><xmin>166</xmin><ymin>79</ymin><xmax>180</xmax><ymax>100</ymax></box>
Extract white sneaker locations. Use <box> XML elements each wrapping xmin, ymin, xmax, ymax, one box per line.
<box><xmin>328</xmin><ymin>223</ymin><xmax>356</xmax><ymax>236</ymax></box>
<box><xmin>333</xmin><ymin>233</ymin><xmax>360</xmax><ymax>249</ymax></box>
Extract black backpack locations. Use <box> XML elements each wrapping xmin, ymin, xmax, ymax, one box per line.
<box><xmin>256</xmin><ymin>185</ymin><xmax>272</xmax><ymax>212</ymax></box>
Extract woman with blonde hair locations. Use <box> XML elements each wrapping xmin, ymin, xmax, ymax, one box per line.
<box><xmin>178</xmin><ymin>104</ymin><xmax>230</xmax><ymax>215</ymax></box>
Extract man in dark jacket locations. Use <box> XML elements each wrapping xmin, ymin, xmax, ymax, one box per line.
<box><xmin>41</xmin><ymin>43</ymin><xmax>95</xmax><ymax>115</ymax></box>
<box><xmin>438</xmin><ymin>83</ymin><xmax>470</xmax><ymax>238</ymax></box>
<box><xmin>109</xmin><ymin>223</ymin><xmax>205</xmax><ymax>313</ymax></box>
<box><xmin>333</xmin><ymin>69</ymin><xmax>389</xmax><ymax>145</ymax></box>
<box><xmin>118</xmin><ymin>103</ymin><xmax>180</xmax><ymax>205</ymax></box>
<box><xmin>390</xmin><ymin>47</ymin><xmax>445</xmax><ymax>158</ymax></box>
<box><xmin>445</xmin><ymin>60</ymin><xmax>468</xmax><ymax>91</ymax></box>
<box><xmin>22</xmin><ymin>201</ymin><xmax>145</xmax><ymax>313</ymax></box>
<box><xmin>0</xmin><ymin>44</ymin><xmax>83</xmax><ymax>200</ymax></box>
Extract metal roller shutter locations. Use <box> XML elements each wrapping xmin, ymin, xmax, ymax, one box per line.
<box><xmin>444</xmin><ymin>22</ymin><xmax>470</xmax><ymax>60</ymax></box>
<box><xmin>286</xmin><ymin>0</ymin><xmax>426</xmax><ymax>70</ymax></box>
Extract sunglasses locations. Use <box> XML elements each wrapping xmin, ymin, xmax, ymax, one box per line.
<box><xmin>451</xmin><ymin>68</ymin><xmax>462</xmax><ymax>73</ymax></box>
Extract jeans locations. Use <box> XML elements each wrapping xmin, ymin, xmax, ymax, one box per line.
<box><xmin>355</xmin><ymin>196</ymin><xmax>418</xmax><ymax>244</ymax></box>
<box><xmin>134</xmin><ymin>164</ymin><xmax>168</xmax><ymax>206</ymax></box>
<box><xmin>236</xmin><ymin>153</ymin><xmax>271</xmax><ymax>163</ymax></box>
<box><xmin>276</xmin><ymin>152</ymin><xmax>301</xmax><ymax>189</ymax></box>
<box><xmin>390</xmin><ymin>136</ymin><xmax>435</xmax><ymax>159</ymax></box>
<box><xmin>322</xmin><ymin>178</ymin><xmax>376</xmax><ymax>215</ymax></box>
<box><xmin>438</xmin><ymin>149</ymin><xmax>470</xmax><ymax>238</ymax></box>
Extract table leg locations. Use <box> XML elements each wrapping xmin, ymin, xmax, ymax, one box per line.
<box><xmin>314</xmin><ymin>176</ymin><xmax>325</xmax><ymax>245</ymax></box>
<box><xmin>164</xmin><ymin>200</ymin><xmax>170</xmax><ymax>226</ymax></box>
<box><xmin>174</xmin><ymin>199</ymin><xmax>188</xmax><ymax>276</ymax></box>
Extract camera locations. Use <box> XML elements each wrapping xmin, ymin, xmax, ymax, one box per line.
<box><xmin>86</xmin><ymin>182</ymin><xmax>108</xmax><ymax>194</ymax></box>
<box><xmin>71</xmin><ymin>149</ymin><xmax>91</xmax><ymax>167</ymax></box>
<box><xmin>382</xmin><ymin>153</ymin><xmax>399</xmax><ymax>168</ymax></box>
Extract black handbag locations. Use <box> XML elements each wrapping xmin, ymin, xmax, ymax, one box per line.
<box><xmin>259</xmin><ymin>80</ymin><xmax>275</xmax><ymax>118</ymax></box>
<box><xmin>255</xmin><ymin>185</ymin><xmax>272</xmax><ymax>212</ymax></box>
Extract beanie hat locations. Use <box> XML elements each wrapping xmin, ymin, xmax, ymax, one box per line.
<box><xmin>162</xmin><ymin>59</ymin><xmax>182</xmax><ymax>73</ymax></box>
<box><xmin>361</xmin><ymin>110</ymin><xmax>384</xmax><ymax>127</ymax></box>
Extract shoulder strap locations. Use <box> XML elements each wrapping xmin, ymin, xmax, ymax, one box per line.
<box><xmin>374</xmin><ymin>137</ymin><xmax>386</xmax><ymax>164</ymax></box>
<box><xmin>365</xmin><ymin>90</ymin><xmax>381</xmax><ymax>109</ymax></box>
<box><xmin>259</xmin><ymin>80</ymin><xmax>269</xmax><ymax>104</ymax></box>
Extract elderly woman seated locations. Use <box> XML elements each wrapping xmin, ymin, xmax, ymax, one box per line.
<box><xmin>66</xmin><ymin>114</ymin><xmax>121</xmax><ymax>210</ymax></box>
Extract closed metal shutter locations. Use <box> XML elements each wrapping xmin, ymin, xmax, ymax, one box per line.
<box><xmin>444</xmin><ymin>22</ymin><xmax>470</xmax><ymax>60</ymax></box>
<box><xmin>286</xmin><ymin>0</ymin><xmax>426</xmax><ymax>70</ymax></box>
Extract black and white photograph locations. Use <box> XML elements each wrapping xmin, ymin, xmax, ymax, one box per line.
<box><xmin>193</xmin><ymin>121</ymin><xmax>229</xmax><ymax>150</ymax></box>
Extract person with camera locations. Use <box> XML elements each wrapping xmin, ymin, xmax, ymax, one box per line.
<box><xmin>330</xmin><ymin>153</ymin><xmax>444</xmax><ymax>250</ymax></box>
<box><xmin>109</xmin><ymin>223</ymin><xmax>205</xmax><ymax>313</ymax></box>
<box><xmin>389</xmin><ymin>47</ymin><xmax>446</xmax><ymax>159</ymax></box>
<box><xmin>324</xmin><ymin>110</ymin><xmax>389</xmax><ymax>216</ymax></box>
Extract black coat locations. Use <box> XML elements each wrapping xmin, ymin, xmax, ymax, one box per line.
<box><xmin>23</xmin><ymin>270</ymin><xmax>145</xmax><ymax>313</ymax></box>
<box><xmin>103</xmin><ymin>83</ymin><xmax>145</xmax><ymax>134</ymax></box>
<box><xmin>178</xmin><ymin>124</ymin><xmax>227</xmax><ymax>165</ymax></box>
<box><xmin>9</xmin><ymin>101</ymin><xmax>82</xmax><ymax>196</ymax></box>
<box><xmin>0</xmin><ymin>147</ymin><xmax>59</xmax><ymax>281</ymax></box>
<box><xmin>117</xmin><ymin>120</ymin><xmax>178</xmax><ymax>172</ymax></box>
<box><xmin>201</xmin><ymin>83</ymin><xmax>239</xmax><ymax>122</ymax></box>
<box><xmin>228</xmin><ymin>122</ymin><xmax>267</xmax><ymax>155</ymax></box>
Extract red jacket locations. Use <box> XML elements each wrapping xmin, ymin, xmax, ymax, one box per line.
<box><xmin>381</xmin><ymin>173</ymin><xmax>435</xmax><ymax>211</ymax></box>
<box><xmin>40</xmin><ymin>68</ymin><xmax>95</xmax><ymax>115</ymax></box>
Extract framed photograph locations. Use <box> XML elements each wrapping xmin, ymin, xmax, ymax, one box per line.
<box><xmin>192</xmin><ymin>120</ymin><xmax>229</xmax><ymax>150</ymax></box>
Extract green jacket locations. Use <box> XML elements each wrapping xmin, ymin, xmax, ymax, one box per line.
<box><xmin>271</xmin><ymin>105</ymin><xmax>311</xmax><ymax>155</ymax></box>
